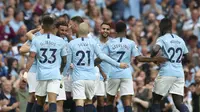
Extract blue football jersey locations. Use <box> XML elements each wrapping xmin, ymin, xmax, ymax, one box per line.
<box><xmin>156</xmin><ymin>33</ymin><xmax>188</xmax><ymax>78</ymax></box>
<box><xmin>66</xmin><ymin>37</ymin><xmax>120</xmax><ymax>81</ymax></box>
<box><xmin>30</xmin><ymin>33</ymin><xmax>68</xmax><ymax>80</ymax></box>
<box><xmin>96</xmin><ymin>37</ymin><xmax>110</xmax><ymax>81</ymax></box>
<box><xmin>27</xmin><ymin>31</ymin><xmax>42</xmax><ymax>72</ymax></box>
<box><xmin>106</xmin><ymin>37</ymin><xmax>141</xmax><ymax>79</ymax></box>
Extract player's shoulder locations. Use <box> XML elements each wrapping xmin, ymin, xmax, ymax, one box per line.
<box><xmin>174</xmin><ymin>34</ymin><xmax>185</xmax><ymax>42</ymax></box>
<box><xmin>122</xmin><ymin>38</ymin><xmax>137</xmax><ymax>46</ymax></box>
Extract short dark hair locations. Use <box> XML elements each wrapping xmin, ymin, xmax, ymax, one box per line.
<box><xmin>159</xmin><ymin>18</ymin><xmax>172</xmax><ymax>35</ymax></box>
<box><xmin>41</xmin><ymin>15</ymin><xmax>55</xmax><ymax>28</ymax></box>
<box><xmin>189</xmin><ymin>35</ymin><xmax>198</xmax><ymax>41</ymax></box>
<box><xmin>115</xmin><ymin>21</ymin><xmax>126</xmax><ymax>33</ymax></box>
<box><xmin>55</xmin><ymin>21</ymin><xmax>67</xmax><ymax>28</ymax></box>
<box><xmin>71</xmin><ymin>16</ymin><xmax>84</xmax><ymax>24</ymax></box>
<box><xmin>101</xmin><ymin>22</ymin><xmax>111</xmax><ymax>27</ymax></box>
<box><xmin>127</xmin><ymin>16</ymin><xmax>135</xmax><ymax>21</ymax></box>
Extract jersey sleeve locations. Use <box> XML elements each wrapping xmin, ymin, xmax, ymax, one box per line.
<box><xmin>61</xmin><ymin>42</ymin><xmax>68</xmax><ymax>56</ymax></box>
<box><xmin>183</xmin><ymin>42</ymin><xmax>189</xmax><ymax>54</ymax></box>
<box><xmin>155</xmin><ymin>37</ymin><xmax>164</xmax><ymax>48</ymax></box>
<box><xmin>62</xmin><ymin>43</ymin><xmax>72</xmax><ymax>76</ymax></box>
<box><xmin>132</xmin><ymin>41</ymin><xmax>141</xmax><ymax>57</ymax></box>
<box><xmin>94</xmin><ymin>41</ymin><xmax>120</xmax><ymax>67</ymax></box>
<box><xmin>30</xmin><ymin>38</ymin><xmax>37</xmax><ymax>53</ymax></box>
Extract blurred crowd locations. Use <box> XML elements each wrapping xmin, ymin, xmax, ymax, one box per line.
<box><xmin>0</xmin><ymin>0</ymin><xmax>200</xmax><ymax>112</ymax></box>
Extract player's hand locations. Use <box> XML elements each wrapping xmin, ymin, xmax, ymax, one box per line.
<box><xmin>154</xmin><ymin>56</ymin><xmax>168</xmax><ymax>64</ymax></box>
<box><xmin>70</xmin><ymin>64</ymin><xmax>74</xmax><ymax>69</ymax></box>
<box><xmin>21</xmin><ymin>71</ymin><xmax>28</xmax><ymax>82</ymax></box>
<box><xmin>101</xmin><ymin>72</ymin><xmax>107</xmax><ymax>81</ymax></box>
<box><xmin>119</xmin><ymin>63</ymin><xmax>128</xmax><ymax>69</ymax></box>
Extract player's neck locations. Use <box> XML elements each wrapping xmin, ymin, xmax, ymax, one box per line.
<box><xmin>116</xmin><ymin>33</ymin><xmax>126</xmax><ymax>38</ymax></box>
<box><xmin>43</xmin><ymin>30</ymin><xmax>53</xmax><ymax>34</ymax></box>
<box><xmin>78</xmin><ymin>34</ymin><xmax>88</xmax><ymax>38</ymax></box>
<box><xmin>100</xmin><ymin>36</ymin><xmax>108</xmax><ymax>43</ymax></box>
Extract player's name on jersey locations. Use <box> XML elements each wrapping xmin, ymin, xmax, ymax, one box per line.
<box><xmin>111</xmin><ymin>44</ymin><xmax>129</xmax><ymax>50</ymax></box>
<box><xmin>40</xmin><ymin>40</ymin><xmax>56</xmax><ymax>47</ymax></box>
<box><xmin>78</xmin><ymin>43</ymin><xmax>89</xmax><ymax>47</ymax></box>
<box><xmin>170</xmin><ymin>40</ymin><xmax>181</xmax><ymax>44</ymax></box>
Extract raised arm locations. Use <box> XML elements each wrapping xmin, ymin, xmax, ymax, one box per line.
<box><xmin>26</xmin><ymin>27</ymin><xmax>41</xmax><ymax>40</ymax></box>
<box><xmin>19</xmin><ymin>42</ymin><xmax>30</xmax><ymax>54</ymax></box>
<box><xmin>24</xmin><ymin>52</ymin><xmax>36</xmax><ymax>72</ymax></box>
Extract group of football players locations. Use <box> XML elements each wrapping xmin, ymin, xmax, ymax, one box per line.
<box><xmin>20</xmin><ymin>14</ymin><xmax>189</xmax><ymax>112</ymax></box>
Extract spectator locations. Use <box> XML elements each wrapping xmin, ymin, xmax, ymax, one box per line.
<box><xmin>7</xmin><ymin>58</ymin><xmax>18</xmax><ymax>81</ymax></box>
<box><xmin>106</xmin><ymin>0</ymin><xmax>125</xmax><ymax>21</ymax></box>
<box><xmin>133</xmin><ymin>76</ymin><xmax>150</xmax><ymax>112</ymax></box>
<box><xmin>143</xmin><ymin>0</ymin><xmax>162</xmax><ymax>18</ymax></box>
<box><xmin>0</xmin><ymin>19</ymin><xmax>16</xmax><ymax>42</ymax></box>
<box><xmin>0</xmin><ymin>80</ymin><xmax>19</xmax><ymax>112</ymax></box>
<box><xmin>16</xmin><ymin>79</ymin><xmax>28</xmax><ymax>112</ymax></box>
<box><xmin>174</xmin><ymin>0</ymin><xmax>187</xmax><ymax>9</ymax></box>
<box><xmin>185</xmin><ymin>0</ymin><xmax>198</xmax><ymax>19</ymax></box>
<box><xmin>0</xmin><ymin>40</ymin><xmax>14</xmax><ymax>62</ymax></box>
<box><xmin>161</xmin><ymin>0</ymin><xmax>171</xmax><ymax>16</ymax></box>
<box><xmin>6</xmin><ymin>10</ymin><xmax>24</xmax><ymax>34</ymax></box>
<box><xmin>123</xmin><ymin>0</ymin><xmax>140</xmax><ymax>20</ymax></box>
<box><xmin>23</xmin><ymin>0</ymin><xmax>33</xmax><ymax>21</ymax></box>
<box><xmin>183</xmin><ymin>8</ymin><xmax>200</xmax><ymax>41</ymax></box>
<box><xmin>68</xmin><ymin>0</ymin><xmax>85</xmax><ymax>18</ymax></box>
<box><xmin>0</xmin><ymin>54</ymin><xmax>8</xmax><ymax>77</ymax></box>
<box><xmin>192</xmin><ymin>70</ymin><xmax>200</xmax><ymax>112</ymax></box>
<box><xmin>47</xmin><ymin>0</ymin><xmax>68</xmax><ymax>17</ymax></box>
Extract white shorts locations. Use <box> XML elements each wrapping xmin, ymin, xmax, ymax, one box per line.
<box><xmin>27</xmin><ymin>72</ymin><xmax>38</xmax><ymax>93</ymax></box>
<box><xmin>107</xmin><ymin>79</ymin><xmax>134</xmax><ymax>96</ymax></box>
<box><xmin>72</xmin><ymin>80</ymin><xmax>96</xmax><ymax>100</ymax></box>
<box><xmin>95</xmin><ymin>80</ymin><xmax>106</xmax><ymax>96</ymax></box>
<box><xmin>35</xmin><ymin>80</ymin><xmax>61</xmax><ymax>96</ymax></box>
<box><xmin>153</xmin><ymin>75</ymin><xmax>184</xmax><ymax>96</ymax></box>
<box><xmin>64</xmin><ymin>75</ymin><xmax>72</xmax><ymax>92</ymax></box>
<box><xmin>45</xmin><ymin>79</ymin><xmax>66</xmax><ymax>101</ymax></box>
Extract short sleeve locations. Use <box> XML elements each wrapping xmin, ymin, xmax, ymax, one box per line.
<box><xmin>26</xmin><ymin>40</ymin><xmax>31</xmax><ymax>46</ymax></box>
<box><xmin>61</xmin><ymin>42</ymin><xmax>68</xmax><ymax>56</ymax></box>
<box><xmin>183</xmin><ymin>42</ymin><xmax>189</xmax><ymax>54</ymax></box>
<box><xmin>132</xmin><ymin>42</ymin><xmax>141</xmax><ymax>57</ymax></box>
<box><xmin>155</xmin><ymin>37</ymin><xmax>163</xmax><ymax>48</ymax></box>
<box><xmin>30</xmin><ymin>38</ymin><xmax>37</xmax><ymax>53</ymax></box>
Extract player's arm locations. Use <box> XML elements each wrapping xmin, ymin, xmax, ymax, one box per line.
<box><xmin>24</xmin><ymin>52</ymin><xmax>36</xmax><ymax>72</ymax></box>
<box><xmin>19</xmin><ymin>42</ymin><xmax>30</xmax><ymax>54</ymax></box>
<box><xmin>94</xmin><ymin>57</ymin><xmax>102</xmax><ymax>66</ymax></box>
<box><xmin>97</xmin><ymin>65</ymin><xmax>107</xmax><ymax>81</ymax></box>
<box><xmin>26</xmin><ymin>27</ymin><xmax>41</xmax><ymax>40</ymax></box>
<box><xmin>94</xmin><ymin>43</ymin><xmax>127</xmax><ymax>68</ymax></box>
<box><xmin>133</xmin><ymin>41</ymin><xmax>166</xmax><ymax>63</ymax></box>
<box><xmin>150</xmin><ymin>44</ymin><xmax>161</xmax><ymax>57</ymax></box>
<box><xmin>60</xmin><ymin>56</ymin><xmax>67</xmax><ymax>73</ymax></box>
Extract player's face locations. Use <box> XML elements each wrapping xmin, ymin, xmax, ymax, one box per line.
<box><xmin>100</xmin><ymin>24</ymin><xmax>110</xmax><ymax>38</ymax></box>
<box><xmin>69</xmin><ymin>20</ymin><xmax>78</xmax><ymax>34</ymax></box>
<box><xmin>58</xmin><ymin>25</ymin><xmax>68</xmax><ymax>37</ymax></box>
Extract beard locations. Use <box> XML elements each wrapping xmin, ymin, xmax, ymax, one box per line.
<box><xmin>102</xmin><ymin>33</ymin><xmax>108</xmax><ymax>38</ymax></box>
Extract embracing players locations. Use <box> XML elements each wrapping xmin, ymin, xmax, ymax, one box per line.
<box><xmin>23</xmin><ymin>15</ymin><xmax>67</xmax><ymax>112</ymax></box>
